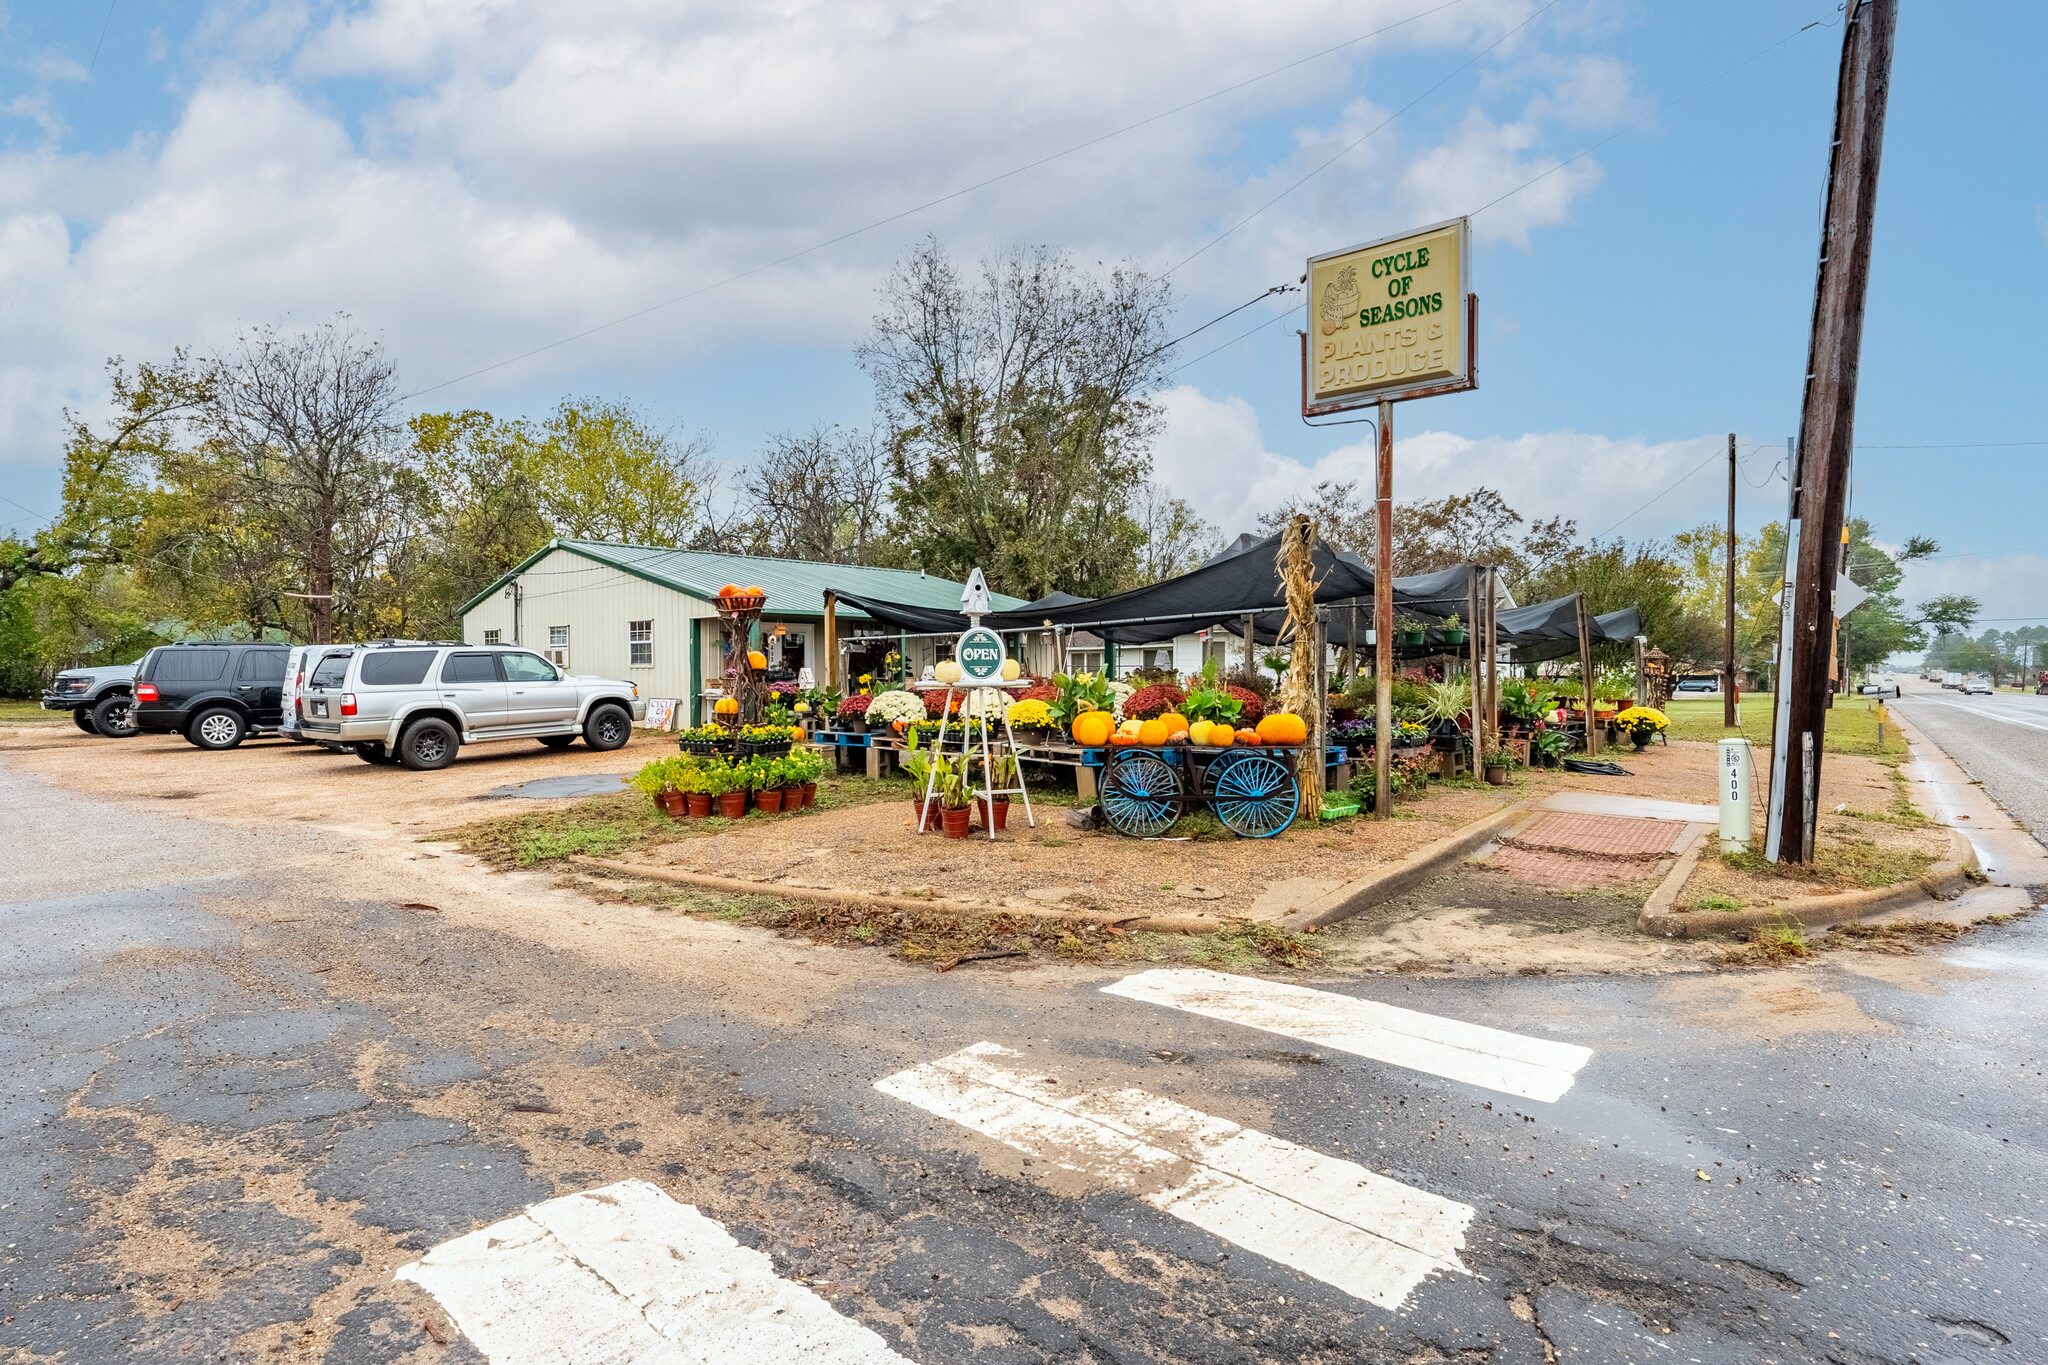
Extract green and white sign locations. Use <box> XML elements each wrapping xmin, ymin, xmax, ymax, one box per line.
<box><xmin>956</xmin><ymin>626</ymin><xmax>1007</xmax><ymax>682</ymax></box>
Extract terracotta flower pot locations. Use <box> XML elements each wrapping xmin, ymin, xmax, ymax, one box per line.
<box><xmin>755</xmin><ymin>788</ymin><xmax>783</xmax><ymax>814</ymax></box>
<box><xmin>686</xmin><ymin>792</ymin><xmax>712</xmax><ymax>817</ymax></box>
<box><xmin>983</xmin><ymin>796</ymin><xmax>1010</xmax><ymax>832</ymax></box>
<box><xmin>911</xmin><ymin>799</ymin><xmax>939</xmax><ymax>832</ymax></box>
<box><xmin>716</xmin><ymin>791</ymin><xmax>746</xmax><ymax>819</ymax></box>
<box><xmin>800</xmin><ymin>781</ymin><xmax>817</xmax><ymax>808</ymax></box>
<box><xmin>941</xmin><ymin>806</ymin><xmax>973</xmax><ymax>839</ymax></box>
<box><xmin>656</xmin><ymin>788</ymin><xmax>685</xmax><ymax>817</ymax></box>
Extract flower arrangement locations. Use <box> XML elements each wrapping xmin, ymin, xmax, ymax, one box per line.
<box><xmin>922</xmin><ymin>688</ymin><xmax>962</xmax><ymax>718</ymax></box>
<box><xmin>867</xmin><ymin>690</ymin><xmax>925</xmax><ymax>726</ymax></box>
<box><xmin>1006</xmin><ymin>698</ymin><xmax>1054</xmax><ymax>728</ymax></box>
<box><xmin>1612</xmin><ymin>706</ymin><xmax>1668</xmax><ymax>747</ymax></box>
<box><xmin>740</xmin><ymin>723</ymin><xmax>804</xmax><ymax>744</ymax></box>
<box><xmin>767</xmin><ymin>681</ymin><xmax>798</xmax><ymax>698</ymax></box>
<box><xmin>834</xmin><ymin>692</ymin><xmax>873</xmax><ymax>720</ymax></box>
<box><xmin>962</xmin><ymin>687</ymin><xmax>1009</xmax><ymax>721</ymax></box>
<box><xmin>1121</xmin><ymin>682</ymin><xmax>1187</xmax><ymax>720</ymax></box>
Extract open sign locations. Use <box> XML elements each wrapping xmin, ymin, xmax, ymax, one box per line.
<box><xmin>955</xmin><ymin>626</ymin><xmax>1007</xmax><ymax>681</ymax></box>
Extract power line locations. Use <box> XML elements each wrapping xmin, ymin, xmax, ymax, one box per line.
<box><xmin>1169</xmin><ymin>2</ymin><xmax>1557</xmax><ymax>276</ymax></box>
<box><xmin>405</xmin><ymin>0</ymin><xmax>1474</xmax><ymax>401</ymax></box>
<box><xmin>1853</xmin><ymin>440</ymin><xmax>2043</xmax><ymax>450</ymax></box>
<box><xmin>1168</xmin><ymin>301</ymin><xmax>1300</xmax><ymax>376</ymax></box>
<box><xmin>87</xmin><ymin>1</ymin><xmax>118</xmax><ymax>79</ymax></box>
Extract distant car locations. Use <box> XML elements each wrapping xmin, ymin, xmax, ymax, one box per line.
<box><xmin>296</xmin><ymin>641</ymin><xmax>644</xmax><ymax>770</ymax></box>
<box><xmin>131</xmin><ymin>642</ymin><xmax>290</xmax><ymax>749</ymax></box>
<box><xmin>1961</xmin><ymin>676</ymin><xmax>1992</xmax><ymax>695</ymax></box>
<box><xmin>1672</xmin><ymin>678</ymin><xmax>1719</xmax><ymax>697</ymax></box>
<box><xmin>40</xmin><ymin>659</ymin><xmax>143</xmax><ymax>737</ymax></box>
<box><xmin>279</xmin><ymin>643</ymin><xmax>359</xmax><ymax>744</ymax></box>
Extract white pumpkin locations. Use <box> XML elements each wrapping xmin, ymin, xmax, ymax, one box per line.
<box><xmin>999</xmin><ymin>658</ymin><xmax>1021</xmax><ymax>681</ymax></box>
<box><xmin>933</xmin><ymin>659</ymin><xmax>964</xmax><ymax>685</ymax></box>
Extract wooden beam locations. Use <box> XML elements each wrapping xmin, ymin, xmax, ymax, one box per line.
<box><xmin>1576</xmin><ymin>592</ymin><xmax>1602</xmax><ymax>756</ymax></box>
<box><xmin>823</xmin><ymin>592</ymin><xmax>840</xmax><ymax>693</ymax></box>
<box><xmin>1467</xmin><ymin>567</ymin><xmax>1483</xmax><ymax>762</ymax></box>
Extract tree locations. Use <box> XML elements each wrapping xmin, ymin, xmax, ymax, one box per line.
<box><xmin>859</xmin><ymin>236</ymin><xmax>1174</xmax><ymax>599</ymax></box>
<box><xmin>714</xmin><ymin>424</ymin><xmax>890</xmax><ymax>564</ymax></box>
<box><xmin>1132</xmin><ymin>482</ymin><xmax>1221</xmax><ymax>585</ymax></box>
<box><xmin>1915</xmin><ymin>593</ymin><xmax>1979</xmax><ymax>638</ymax></box>
<box><xmin>526</xmin><ymin>398</ymin><xmax>713</xmax><ymax>547</ymax></box>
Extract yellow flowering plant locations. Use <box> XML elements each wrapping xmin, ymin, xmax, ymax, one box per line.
<box><xmin>1006</xmin><ymin>698</ymin><xmax>1053</xmax><ymax>727</ymax></box>
<box><xmin>1612</xmin><ymin>706</ymin><xmax>1669</xmax><ymax>735</ymax></box>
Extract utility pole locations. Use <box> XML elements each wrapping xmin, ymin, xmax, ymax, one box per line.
<box><xmin>1374</xmin><ymin>398</ymin><xmax>1394</xmax><ymax>820</ymax></box>
<box><xmin>1767</xmin><ymin>0</ymin><xmax>1897</xmax><ymax>863</ymax></box>
<box><xmin>1725</xmin><ymin>432</ymin><xmax>1738</xmax><ymax>730</ymax></box>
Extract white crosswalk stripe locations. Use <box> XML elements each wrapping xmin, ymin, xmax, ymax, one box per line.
<box><xmin>1102</xmin><ymin>967</ymin><xmax>1592</xmax><ymax>1102</ymax></box>
<box><xmin>876</xmin><ymin>1041</ymin><xmax>1474</xmax><ymax>1310</ymax></box>
<box><xmin>395</xmin><ymin>1179</ymin><xmax>910</xmax><ymax>1363</ymax></box>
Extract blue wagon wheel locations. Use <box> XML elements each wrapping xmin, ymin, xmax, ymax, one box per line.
<box><xmin>1198</xmin><ymin>747</ymin><xmax>1259</xmax><ymax>803</ymax></box>
<box><xmin>1100</xmin><ymin>749</ymin><xmax>1182</xmax><ymax>837</ymax></box>
<box><xmin>1208</xmin><ymin>751</ymin><xmax>1298</xmax><ymax>838</ymax></box>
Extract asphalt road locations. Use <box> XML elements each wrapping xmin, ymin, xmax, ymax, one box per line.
<box><xmin>1890</xmin><ymin>678</ymin><xmax>2048</xmax><ymax>840</ymax></box>
<box><xmin>4</xmin><ymin>747</ymin><xmax>2047</xmax><ymax>1363</ymax></box>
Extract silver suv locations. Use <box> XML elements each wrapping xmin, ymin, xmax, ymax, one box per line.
<box><xmin>298</xmin><ymin>641</ymin><xmax>645</xmax><ymax>770</ymax></box>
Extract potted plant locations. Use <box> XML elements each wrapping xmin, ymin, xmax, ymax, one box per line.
<box><xmin>1483</xmin><ymin>743</ymin><xmax>1515</xmax><ymax>786</ymax></box>
<box><xmin>631</xmin><ymin>757</ymin><xmax>689</xmax><ymax>815</ymax></box>
<box><xmin>834</xmin><ymin>692</ymin><xmax>873</xmax><ymax>732</ymax></box>
<box><xmin>1612</xmin><ymin>705</ymin><xmax>1669</xmax><ymax>751</ymax></box>
<box><xmin>708</xmin><ymin>763</ymin><xmax>746</xmax><ymax>819</ymax></box>
<box><xmin>1440</xmin><ymin>612</ymin><xmax>1467</xmax><ymax>646</ymax></box>
<box><xmin>978</xmin><ymin>752</ymin><xmax>1017</xmax><ymax>832</ymax></box>
<box><xmin>679</xmin><ymin>762</ymin><xmax>714</xmax><ymax>817</ymax></box>
<box><xmin>1422</xmin><ymin>678</ymin><xmax>1471</xmax><ymax>746</ymax></box>
<box><xmin>1529</xmin><ymin>726</ymin><xmax>1570</xmax><ymax>769</ymax></box>
<box><xmin>1006</xmin><ymin>697</ymin><xmax>1054</xmax><ymax>743</ymax></box>
<box><xmin>1396</xmin><ymin>616</ymin><xmax>1427</xmax><ymax>648</ymax></box>
<box><xmin>934</xmin><ymin>755</ymin><xmax>974</xmax><ymax>838</ymax></box>
<box><xmin>786</xmin><ymin>747</ymin><xmax>823</xmax><ymax>808</ymax></box>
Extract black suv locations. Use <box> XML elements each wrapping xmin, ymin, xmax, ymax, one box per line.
<box><xmin>132</xmin><ymin>643</ymin><xmax>290</xmax><ymax>750</ymax></box>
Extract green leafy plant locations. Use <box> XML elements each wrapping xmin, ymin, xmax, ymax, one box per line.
<box><xmin>1442</xmin><ymin>612</ymin><xmax>1462</xmax><ymax>632</ymax></box>
<box><xmin>1422</xmin><ymin>678</ymin><xmax>1471</xmax><ymax>723</ymax></box>
<box><xmin>931</xmin><ymin>754</ymin><xmax>972</xmax><ymax>810</ymax></box>
<box><xmin>1497</xmin><ymin>678</ymin><xmax>1547</xmax><ymax>725</ymax></box>
<box><xmin>1530</xmin><ymin>727</ymin><xmax>1571</xmax><ymax>759</ymax></box>
<box><xmin>1048</xmin><ymin>670</ymin><xmax>1115</xmax><ymax>728</ymax></box>
<box><xmin>1180</xmin><ymin>658</ymin><xmax>1246</xmax><ymax>727</ymax></box>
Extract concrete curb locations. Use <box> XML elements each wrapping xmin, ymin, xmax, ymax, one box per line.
<box><xmin>567</xmin><ymin>856</ymin><xmax>1232</xmax><ymax>935</ymax></box>
<box><xmin>1636</xmin><ymin>827</ymin><xmax>1978</xmax><ymax>939</ymax></box>
<box><xmin>1270</xmin><ymin>799</ymin><xmax>1539</xmax><ymax>932</ymax></box>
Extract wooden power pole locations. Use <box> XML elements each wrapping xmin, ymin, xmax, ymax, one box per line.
<box><xmin>1767</xmin><ymin>0</ymin><xmax>1897</xmax><ymax>863</ymax></box>
<box><xmin>1725</xmin><ymin>432</ymin><xmax>1738</xmax><ymax>729</ymax></box>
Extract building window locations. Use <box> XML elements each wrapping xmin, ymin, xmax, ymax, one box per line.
<box><xmin>628</xmin><ymin>620</ymin><xmax>653</xmax><ymax>667</ymax></box>
<box><xmin>482</xmin><ymin>629</ymin><xmax>502</xmax><ymax>645</ymax></box>
<box><xmin>547</xmin><ymin>625</ymin><xmax>570</xmax><ymax>669</ymax></box>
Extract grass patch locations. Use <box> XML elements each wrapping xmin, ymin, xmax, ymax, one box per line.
<box><xmin>1188</xmin><ymin>920</ymin><xmax>1325</xmax><ymax>971</ymax></box>
<box><xmin>0</xmin><ymin>698</ymin><xmax>67</xmax><ymax>725</ymax></box>
<box><xmin>1663</xmin><ymin>696</ymin><xmax>1906</xmax><ymax>759</ymax></box>
<box><xmin>1698</xmin><ymin>895</ymin><xmax>1742</xmax><ymax>912</ymax></box>
<box><xmin>1720</xmin><ymin>838</ymin><xmax>1933</xmax><ymax>891</ymax></box>
<box><xmin>1815</xmin><ymin>919</ymin><xmax>1965</xmax><ymax>953</ymax></box>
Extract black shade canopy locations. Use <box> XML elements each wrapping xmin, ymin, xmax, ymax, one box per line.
<box><xmin>1492</xmin><ymin>593</ymin><xmax>1643</xmax><ymax>663</ymax></box>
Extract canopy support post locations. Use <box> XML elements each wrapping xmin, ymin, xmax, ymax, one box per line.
<box><xmin>1576</xmin><ymin>593</ymin><xmax>1602</xmax><ymax>755</ymax></box>
<box><xmin>823</xmin><ymin>592</ymin><xmax>839</xmax><ymax>694</ymax></box>
<box><xmin>1467</xmin><ymin>568</ymin><xmax>1484</xmax><ymax>763</ymax></box>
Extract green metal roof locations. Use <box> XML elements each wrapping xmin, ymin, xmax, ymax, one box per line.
<box><xmin>457</xmin><ymin>538</ymin><xmax>1027</xmax><ymax>623</ymax></box>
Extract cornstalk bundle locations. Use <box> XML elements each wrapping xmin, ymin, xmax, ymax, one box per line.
<box><xmin>1274</xmin><ymin>514</ymin><xmax>1324</xmax><ymax>812</ymax></box>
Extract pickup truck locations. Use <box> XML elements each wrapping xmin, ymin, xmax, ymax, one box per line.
<box><xmin>40</xmin><ymin>660</ymin><xmax>142</xmax><ymax>737</ymax></box>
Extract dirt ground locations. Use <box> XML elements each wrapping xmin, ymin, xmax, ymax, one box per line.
<box><xmin>0</xmin><ymin>721</ymin><xmax>1950</xmax><ymax>979</ymax></box>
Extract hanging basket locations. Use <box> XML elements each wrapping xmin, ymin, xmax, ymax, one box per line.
<box><xmin>714</xmin><ymin>593</ymin><xmax>766</xmax><ymax>618</ymax></box>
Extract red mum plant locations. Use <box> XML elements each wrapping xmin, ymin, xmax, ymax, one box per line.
<box><xmin>924</xmin><ymin>689</ymin><xmax>962</xmax><ymax>717</ymax></box>
<box><xmin>1226</xmin><ymin>686</ymin><xmax>1265</xmax><ymax>727</ymax></box>
<box><xmin>1121</xmin><ymin>683</ymin><xmax>1187</xmax><ymax>720</ymax></box>
<box><xmin>834</xmin><ymin>693</ymin><xmax>873</xmax><ymax>719</ymax></box>
<box><xmin>1016</xmin><ymin>682</ymin><xmax>1059</xmax><ymax>705</ymax></box>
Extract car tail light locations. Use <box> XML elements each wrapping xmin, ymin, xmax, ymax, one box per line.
<box><xmin>136</xmin><ymin>683</ymin><xmax>158</xmax><ymax>703</ymax></box>
<box><xmin>340</xmin><ymin>692</ymin><xmax>358</xmax><ymax>716</ymax></box>
<box><xmin>294</xmin><ymin>673</ymin><xmax>304</xmax><ymax>714</ymax></box>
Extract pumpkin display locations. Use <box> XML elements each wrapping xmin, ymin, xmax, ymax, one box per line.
<box><xmin>743</xmin><ymin>585</ymin><xmax>763</xmax><ymax>596</ymax></box>
<box><xmin>1257</xmin><ymin>712</ymin><xmax>1309</xmax><ymax>745</ymax></box>
<box><xmin>747</xmin><ymin>650</ymin><xmax>768</xmax><ymax>670</ymax></box>
<box><xmin>1110</xmin><ymin>719</ymin><xmax>1145</xmax><ymax>745</ymax></box>
<box><xmin>719</xmin><ymin>584</ymin><xmax>740</xmax><ymax>598</ymax></box>
<box><xmin>1158</xmin><ymin>712</ymin><xmax>1189</xmax><ymax>738</ymax></box>
<box><xmin>1188</xmin><ymin>720</ymin><xmax>1214</xmax><ymax>746</ymax></box>
<box><xmin>1208</xmin><ymin>725</ymin><xmax>1235</xmax><ymax>748</ymax></box>
<box><xmin>1071</xmin><ymin>711</ymin><xmax>1114</xmax><ymax>746</ymax></box>
<box><xmin>1235</xmin><ymin>728</ymin><xmax>1261</xmax><ymax>746</ymax></box>
<box><xmin>714</xmin><ymin>697</ymin><xmax>740</xmax><ymax>716</ymax></box>
<box><xmin>999</xmin><ymin>658</ymin><xmax>1022</xmax><ymax>681</ymax></box>
<box><xmin>1136</xmin><ymin>718</ymin><xmax>1170</xmax><ymax>746</ymax></box>
<box><xmin>934</xmin><ymin>659</ymin><xmax>963</xmax><ymax>685</ymax></box>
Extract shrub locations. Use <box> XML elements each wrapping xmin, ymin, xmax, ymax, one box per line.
<box><xmin>1226</xmin><ymin>685</ymin><xmax>1265</xmax><ymax>727</ymax></box>
<box><xmin>1224</xmin><ymin>665</ymin><xmax>1272</xmax><ymax>699</ymax></box>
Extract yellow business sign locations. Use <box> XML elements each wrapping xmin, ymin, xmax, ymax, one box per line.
<box><xmin>1306</xmin><ymin>217</ymin><xmax>1470</xmax><ymax>409</ymax></box>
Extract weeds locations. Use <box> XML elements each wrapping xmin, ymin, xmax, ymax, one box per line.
<box><xmin>1720</xmin><ymin>839</ymin><xmax>1933</xmax><ymax>890</ymax></box>
<box><xmin>1816</xmin><ymin>919</ymin><xmax>1965</xmax><ymax>953</ymax></box>
<box><xmin>1699</xmin><ymin>895</ymin><xmax>1742</xmax><ymax>912</ymax></box>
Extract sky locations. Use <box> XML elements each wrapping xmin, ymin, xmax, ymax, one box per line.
<box><xmin>1</xmin><ymin>0</ymin><xmax>2042</xmax><ymax>641</ymax></box>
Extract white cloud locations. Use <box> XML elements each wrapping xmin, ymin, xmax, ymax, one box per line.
<box><xmin>1400</xmin><ymin>108</ymin><xmax>1603</xmax><ymax>248</ymax></box>
<box><xmin>1897</xmin><ymin>553</ymin><xmax>2048</xmax><ymax>637</ymax></box>
<box><xmin>1154</xmin><ymin>383</ymin><xmax>1786</xmax><ymax>546</ymax></box>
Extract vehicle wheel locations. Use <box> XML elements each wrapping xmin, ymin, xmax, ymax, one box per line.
<box><xmin>188</xmin><ymin>707</ymin><xmax>248</xmax><ymax>751</ymax></box>
<box><xmin>537</xmin><ymin>735</ymin><xmax>577</xmax><ymax>749</ymax></box>
<box><xmin>355</xmin><ymin>742</ymin><xmax>398</xmax><ymax>765</ymax></box>
<box><xmin>72</xmin><ymin>708</ymin><xmax>100</xmax><ymax>735</ymax></box>
<box><xmin>91</xmin><ymin>694</ymin><xmax>138</xmax><ymax>738</ymax></box>
<box><xmin>397</xmin><ymin>718</ymin><xmax>459</xmax><ymax>771</ymax></box>
<box><xmin>583</xmin><ymin>704</ymin><xmax>632</xmax><ymax>751</ymax></box>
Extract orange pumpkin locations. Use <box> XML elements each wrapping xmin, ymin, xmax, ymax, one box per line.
<box><xmin>1207</xmin><ymin>725</ymin><xmax>1234</xmax><ymax>749</ymax></box>
<box><xmin>714</xmin><ymin>696</ymin><xmax>740</xmax><ymax>715</ymax></box>
<box><xmin>1137</xmin><ymin>718</ymin><xmax>1170</xmax><ymax>746</ymax></box>
<box><xmin>719</xmin><ymin>583</ymin><xmax>740</xmax><ymax>598</ymax></box>
<box><xmin>743</xmin><ymin>585</ymin><xmax>763</xmax><ymax>596</ymax></box>
<box><xmin>1257</xmin><ymin>712</ymin><xmax>1308</xmax><ymax>745</ymax></box>
<box><xmin>1236</xmin><ymin>728</ymin><xmax>1261</xmax><ymax>746</ymax></box>
<box><xmin>1071</xmin><ymin>711</ymin><xmax>1114</xmax><ymax>747</ymax></box>
<box><xmin>747</xmin><ymin>650</ymin><xmax>768</xmax><ymax>670</ymax></box>
<box><xmin>1158</xmin><ymin>712</ymin><xmax>1189</xmax><ymax>737</ymax></box>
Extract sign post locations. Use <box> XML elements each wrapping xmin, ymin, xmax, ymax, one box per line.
<box><xmin>1303</xmin><ymin>217</ymin><xmax>1477</xmax><ymax>817</ymax></box>
<box><xmin>914</xmin><ymin>572</ymin><xmax>1034</xmax><ymax>840</ymax></box>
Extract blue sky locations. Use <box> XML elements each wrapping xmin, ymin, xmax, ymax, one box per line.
<box><xmin>2</xmin><ymin>0</ymin><xmax>2041</xmax><ymax>630</ymax></box>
